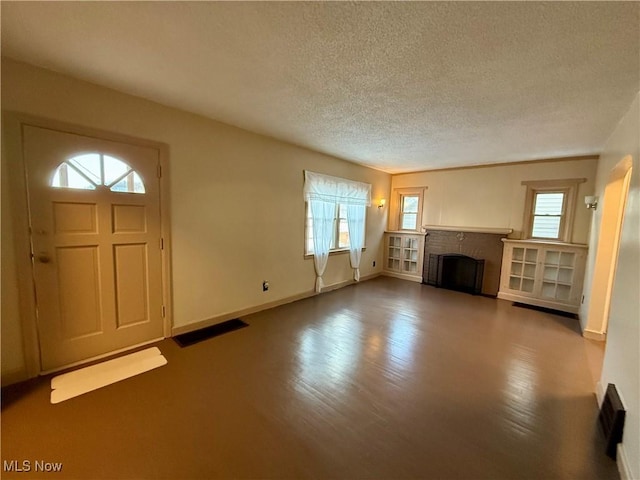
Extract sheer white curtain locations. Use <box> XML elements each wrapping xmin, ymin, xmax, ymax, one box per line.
<box><xmin>304</xmin><ymin>171</ymin><xmax>371</xmax><ymax>291</ymax></box>
<box><xmin>309</xmin><ymin>199</ymin><xmax>336</xmax><ymax>293</ymax></box>
<box><xmin>346</xmin><ymin>204</ymin><xmax>366</xmax><ymax>281</ymax></box>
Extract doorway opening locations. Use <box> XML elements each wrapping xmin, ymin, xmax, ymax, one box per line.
<box><xmin>584</xmin><ymin>156</ymin><xmax>633</xmax><ymax>341</ymax></box>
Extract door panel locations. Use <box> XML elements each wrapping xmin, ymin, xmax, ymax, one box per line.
<box><xmin>114</xmin><ymin>243</ymin><xmax>149</xmax><ymax>327</ymax></box>
<box><xmin>112</xmin><ymin>205</ymin><xmax>147</xmax><ymax>233</ymax></box>
<box><xmin>56</xmin><ymin>245</ymin><xmax>103</xmax><ymax>339</ymax></box>
<box><xmin>53</xmin><ymin>202</ymin><xmax>98</xmax><ymax>233</ymax></box>
<box><xmin>24</xmin><ymin>125</ymin><xmax>164</xmax><ymax>371</ymax></box>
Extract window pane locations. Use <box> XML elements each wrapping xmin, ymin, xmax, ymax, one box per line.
<box><xmin>338</xmin><ymin>203</ymin><xmax>349</xmax><ymax>248</ymax></box>
<box><xmin>401</xmin><ymin>213</ymin><xmax>417</xmax><ymax>230</ymax></box>
<box><xmin>532</xmin><ymin>216</ymin><xmax>561</xmax><ymax>238</ymax></box>
<box><xmin>52</xmin><ymin>163</ymin><xmax>96</xmax><ymax>190</ymax></box>
<box><xmin>110</xmin><ymin>171</ymin><xmax>145</xmax><ymax>194</ymax></box>
<box><xmin>339</xmin><ymin>203</ymin><xmax>347</xmax><ymax>218</ymax></box>
<box><xmin>306</xmin><ymin>215</ymin><xmax>314</xmax><ymax>254</ymax></box>
<box><xmin>51</xmin><ymin>154</ymin><xmax>146</xmax><ymax>194</ymax></box>
<box><xmin>534</xmin><ymin>193</ymin><xmax>564</xmax><ymax>215</ymax></box>
<box><xmin>338</xmin><ymin>218</ymin><xmax>350</xmax><ymax>248</ymax></box>
<box><xmin>402</xmin><ymin>196</ymin><xmax>419</xmax><ymax>213</ymax></box>
<box><xmin>103</xmin><ymin>155</ymin><xmax>132</xmax><ymax>186</ymax></box>
<box><xmin>68</xmin><ymin>153</ymin><xmax>101</xmax><ymax>184</ymax></box>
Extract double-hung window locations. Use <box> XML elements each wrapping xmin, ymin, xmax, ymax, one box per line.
<box><xmin>530</xmin><ymin>191</ymin><xmax>566</xmax><ymax>239</ymax></box>
<box><xmin>400</xmin><ymin>194</ymin><xmax>420</xmax><ymax>230</ymax></box>
<box><xmin>389</xmin><ymin>187</ymin><xmax>426</xmax><ymax>232</ymax></box>
<box><xmin>522</xmin><ymin>178</ymin><xmax>585</xmax><ymax>242</ymax></box>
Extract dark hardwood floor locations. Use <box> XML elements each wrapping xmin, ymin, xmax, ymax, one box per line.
<box><xmin>1</xmin><ymin>277</ymin><xmax>619</xmax><ymax>479</ymax></box>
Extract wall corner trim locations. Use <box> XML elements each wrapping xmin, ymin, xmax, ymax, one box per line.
<box><xmin>583</xmin><ymin>329</ymin><xmax>607</xmax><ymax>341</ymax></box>
<box><xmin>616</xmin><ymin>443</ymin><xmax>633</xmax><ymax>480</ymax></box>
<box><xmin>595</xmin><ymin>380</ymin><xmax>606</xmax><ymax>406</ymax></box>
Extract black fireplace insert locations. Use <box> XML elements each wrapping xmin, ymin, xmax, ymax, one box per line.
<box><xmin>425</xmin><ymin>253</ymin><xmax>484</xmax><ymax>295</ymax></box>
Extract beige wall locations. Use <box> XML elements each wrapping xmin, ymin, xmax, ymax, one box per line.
<box><xmin>582</xmin><ymin>93</ymin><xmax>639</xmax><ymax>479</ymax></box>
<box><xmin>391</xmin><ymin>159</ymin><xmax>598</xmax><ymax>243</ymax></box>
<box><xmin>1</xmin><ymin>134</ymin><xmax>26</xmax><ymax>380</ymax></box>
<box><xmin>0</xmin><ymin>59</ymin><xmax>390</xmax><ymax>381</ymax></box>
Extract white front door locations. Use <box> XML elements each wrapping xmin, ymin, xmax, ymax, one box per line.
<box><xmin>24</xmin><ymin>125</ymin><xmax>165</xmax><ymax>371</ymax></box>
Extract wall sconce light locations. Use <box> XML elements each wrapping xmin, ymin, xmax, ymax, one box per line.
<box><xmin>585</xmin><ymin>195</ymin><xmax>598</xmax><ymax>210</ymax></box>
<box><xmin>378</xmin><ymin>199</ymin><xmax>386</xmax><ymax>209</ymax></box>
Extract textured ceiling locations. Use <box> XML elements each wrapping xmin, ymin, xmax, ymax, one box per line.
<box><xmin>2</xmin><ymin>2</ymin><xmax>639</xmax><ymax>173</ymax></box>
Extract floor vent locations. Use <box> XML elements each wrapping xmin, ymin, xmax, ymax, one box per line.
<box><xmin>174</xmin><ymin>319</ymin><xmax>248</xmax><ymax>347</ymax></box>
<box><xmin>598</xmin><ymin>383</ymin><xmax>626</xmax><ymax>459</ymax></box>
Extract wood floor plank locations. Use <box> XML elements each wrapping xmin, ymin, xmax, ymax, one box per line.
<box><xmin>1</xmin><ymin>277</ymin><xmax>619</xmax><ymax>479</ymax></box>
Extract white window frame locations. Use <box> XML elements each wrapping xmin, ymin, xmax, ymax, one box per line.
<box><xmin>521</xmin><ymin>178</ymin><xmax>585</xmax><ymax>242</ymax></box>
<box><xmin>399</xmin><ymin>193</ymin><xmax>421</xmax><ymax>231</ymax></box>
<box><xmin>389</xmin><ymin>187</ymin><xmax>426</xmax><ymax>232</ymax></box>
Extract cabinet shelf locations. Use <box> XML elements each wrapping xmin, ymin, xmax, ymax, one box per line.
<box><xmin>544</xmin><ymin>280</ymin><xmax>573</xmax><ymax>287</ymax></box>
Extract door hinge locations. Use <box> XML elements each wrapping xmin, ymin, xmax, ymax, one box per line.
<box><xmin>157</xmin><ymin>164</ymin><xmax>162</xmax><ymax>178</ymax></box>
<box><xmin>160</xmin><ymin>237</ymin><xmax>164</xmax><ymax>250</ymax></box>
<box><xmin>162</xmin><ymin>305</ymin><xmax>166</xmax><ymax>318</ymax></box>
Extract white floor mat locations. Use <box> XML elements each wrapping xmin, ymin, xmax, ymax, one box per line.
<box><xmin>50</xmin><ymin>347</ymin><xmax>167</xmax><ymax>404</ymax></box>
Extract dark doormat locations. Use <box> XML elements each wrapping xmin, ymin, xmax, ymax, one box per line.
<box><xmin>173</xmin><ymin>319</ymin><xmax>248</xmax><ymax>347</ymax></box>
<box><xmin>513</xmin><ymin>302</ymin><xmax>578</xmax><ymax>319</ymax></box>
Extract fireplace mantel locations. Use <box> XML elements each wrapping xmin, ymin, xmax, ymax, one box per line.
<box><xmin>422</xmin><ymin>225</ymin><xmax>513</xmax><ymax>235</ymax></box>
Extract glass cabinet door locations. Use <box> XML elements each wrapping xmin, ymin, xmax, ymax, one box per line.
<box><xmin>508</xmin><ymin>246</ymin><xmax>538</xmax><ymax>294</ymax></box>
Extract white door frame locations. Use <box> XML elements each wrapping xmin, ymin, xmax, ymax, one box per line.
<box><xmin>583</xmin><ymin>155</ymin><xmax>633</xmax><ymax>341</ymax></box>
<box><xmin>3</xmin><ymin>112</ymin><xmax>172</xmax><ymax>378</ymax></box>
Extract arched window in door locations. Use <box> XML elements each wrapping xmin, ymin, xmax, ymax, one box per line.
<box><xmin>51</xmin><ymin>153</ymin><xmax>145</xmax><ymax>194</ymax></box>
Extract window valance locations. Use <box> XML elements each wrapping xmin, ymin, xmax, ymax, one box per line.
<box><xmin>303</xmin><ymin>171</ymin><xmax>371</xmax><ymax>206</ymax></box>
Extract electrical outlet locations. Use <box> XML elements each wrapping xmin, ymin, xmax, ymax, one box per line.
<box><xmin>262</xmin><ymin>281</ymin><xmax>269</xmax><ymax>292</ymax></box>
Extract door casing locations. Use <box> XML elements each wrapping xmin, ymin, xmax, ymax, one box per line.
<box><xmin>3</xmin><ymin>112</ymin><xmax>172</xmax><ymax>378</ymax></box>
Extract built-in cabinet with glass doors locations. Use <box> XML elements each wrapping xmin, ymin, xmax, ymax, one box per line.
<box><xmin>498</xmin><ymin>239</ymin><xmax>587</xmax><ymax>313</ymax></box>
<box><xmin>383</xmin><ymin>232</ymin><xmax>423</xmax><ymax>282</ymax></box>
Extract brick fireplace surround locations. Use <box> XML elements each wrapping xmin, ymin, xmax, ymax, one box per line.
<box><xmin>422</xmin><ymin>228</ymin><xmax>511</xmax><ymax>296</ymax></box>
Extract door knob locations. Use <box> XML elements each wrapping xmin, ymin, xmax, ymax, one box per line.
<box><xmin>37</xmin><ymin>254</ymin><xmax>51</xmax><ymax>264</ymax></box>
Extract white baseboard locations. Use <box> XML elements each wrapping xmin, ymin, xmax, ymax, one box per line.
<box><xmin>617</xmin><ymin>443</ymin><xmax>633</xmax><ymax>480</ymax></box>
<box><xmin>173</xmin><ymin>291</ymin><xmax>315</xmax><ymax>336</ymax></box>
<box><xmin>381</xmin><ymin>271</ymin><xmax>423</xmax><ymax>283</ymax></box>
<box><xmin>583</xmin><ymin>329</ymin><xmax>607</xmax><ymax>341</ymax></box>
<box><xmin>595</xmin><ymin>381</ymin><xmax>606</xmax><ymax>406</ymax></box>
<box><xmin>172</xmin><ymin>273</ymin><xmax>382</xmax><ymax>336</ymax></box>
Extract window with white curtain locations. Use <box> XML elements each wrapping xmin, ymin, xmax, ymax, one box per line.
<box><xmin>303</xmin><ymin>171</ymin><xmax>371</xmax><ymax>292</ymax></box>
<box><xmin>303</xmin><ymin>172</ymin><xmax>370</xmax><ymax>256</ymax></box>
<box><xmin>305</xmin><ymin>203</ymin><xmax>356</xmax><ymax>255</ymax></box>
